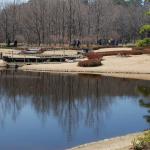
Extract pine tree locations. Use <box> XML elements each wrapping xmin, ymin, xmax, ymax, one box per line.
<box><xmin>136</xmin><ymin>0</ymin><xmax>150</xmax><ymax>47</ymax></box>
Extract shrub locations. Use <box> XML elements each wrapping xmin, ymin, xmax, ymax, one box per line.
<box><xmin>78</xmin><ymin>59</ymin><xmax>102</xmax><ymax>67</ymax></box>
<box><xmin>136</xmin><ymin>38</ymin><xmax>150</xmax><ymax>47</ymax></box>
<box><xmin>145</xmin><ymin>11</ymin><xmax>150</xmax><ymax>16</ymax></box>
<box><xmin>139</xmin><ymin>25</ymin><xmax>150</xmax><ymax>34</ymax></box>
<box><xmin>97</xmin><ymin>50</ymin><xmax>144</xmax><ymax>56</ymax></box>
<box><xmin>86</xmin><ymin>52</ymin><xmax>102</xmax><ymax>60</ymax></box>
<box><xmin>132</xmin><ymin>137</ymin><xmax>145</xmax><ymax>150</ymax></box>
<box><xmin>132</xmin><ymin>131</ymin><xmax>150</xmax><ymax>150</ymax></box>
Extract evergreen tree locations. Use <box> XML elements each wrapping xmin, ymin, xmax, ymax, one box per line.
<box><xmin>114</xmin><ymin>0</ymin><xmax>143</xmax><ymax>6</ymax></box>
<box><xmin>136</xmin><ymin>0</ymin><xmax>150</xmax><ymax>47</ymax></box>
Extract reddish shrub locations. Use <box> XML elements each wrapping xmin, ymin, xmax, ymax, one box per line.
<box><xmin>97</xmin><ymin>50</ymin><xmax>144</xmax><ymax>56</ymax></box>
<box><xmin>78</xmin><ymin>59</ymin><xmax>102</xmax><ymax>67</ymax></box>
<box><xmin>86</xmin><ymin>52</ymin><xmax>102</xmax><ymax>60</ymax></box>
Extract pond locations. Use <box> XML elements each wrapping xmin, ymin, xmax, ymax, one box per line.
<box><xmin>0</xmin><ymin>70</ymin><xmax>150</xmax><ymax>150</ymax></box>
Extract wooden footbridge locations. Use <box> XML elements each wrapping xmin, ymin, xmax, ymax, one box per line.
<box><xmin>2</xmin><ymin>55</ymin><xmax>81</xmax><ymax>68</ymax></box>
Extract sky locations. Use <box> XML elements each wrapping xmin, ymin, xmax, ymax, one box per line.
<box><xmin>0</xmin><ymin>0</ymin><xmax>28</xmax><ymax>2</ymax></box>
<box><xmin>0</xmin><ymin>0</ymin><xmax>28</xmax><ymax>4</ymax></box>
<box><xmin>0</xmin><ymin>0</ymin><xmax>29</xmax><ymax>8</ymax></box>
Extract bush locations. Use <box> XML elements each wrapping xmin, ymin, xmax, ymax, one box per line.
<box><xmin>136</xmin><ymin>38</ymin><xmax>150</xmax><ymax>47</ymax></box>
<box><xmin>132</xmin><ymin>131</ymin><xmax>150</xmax><ymax>150</ymax></box>
<box><xmin>78</xmin><ymin>59</ymin><xmax>102</xmax><ymax>67</ymax></box>
<box><xmin>97</xmin><ymin>50</ymin><xmax>144</xmax><ymax>56</ymax></box>
<box><xmin>140</xmin><ymin>25</ymin><xmax>150</xmax><ymax>34</ymax></box>
<box><xmin>86</xmin><ymin>52</ymin><xmax>102</xmax><ymax>60</ymax></box>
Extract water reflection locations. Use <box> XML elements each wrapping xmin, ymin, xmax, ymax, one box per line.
<box><xmin>0</xmin><ymin>71</ymin><xmax>114</xmax><ymax>138</ymax></box>
<box><xmin>0</xmin><ymin>70</ymin><xmax>150</xmax><ymax>149</ymax></box>
<box><xmin>137</xmin><ymin>86</ymin><xmax>150</xmax><ymax>123</ymax></box>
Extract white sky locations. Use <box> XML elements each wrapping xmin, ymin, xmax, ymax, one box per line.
<box><xmin>0</xmin><ymin>0</ymin><xmax>28</xmax><ymax>1</ymax></box>
<box><xmin>0</xmin><ymin>0</ymin><xmax>28</xmax><ymax>4</ymax></box>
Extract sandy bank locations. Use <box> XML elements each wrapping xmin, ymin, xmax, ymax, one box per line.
<box><xmin>69</xmin><ymin>132</ymin><xmax>143</xmax><ymax>150</ymax></box>
<box><xmin>43</xmin><ymin>50</ymin><xmax>78</xmax><ymax>56</ymax></box>
<box><xmin>20</xmin><ymin>54</ymin><xmax>150</xmax><ymax>80</ymax></box>
<box><xmin>0</xmin><ymin>48</ymin><xmax>19</xmax><ymax>55</ymax></box>
<box><xmin>0</xmin><ymin>47</ymin><xmax>132</xmax><ymax>56</ymax></box>
<box><xmin>94</xmin><ymin>47</ymin><xmax>132</xmax><ymax>52</ymax></box>
<box><xmin>0</xmin><ymin>60</ymin><xmax>7</xmax><ymax>67</ymax></box>
<box><xmin>43</xmin><ymin>47</ymin><xmax>132</xmax><ymax>55</ymax></box>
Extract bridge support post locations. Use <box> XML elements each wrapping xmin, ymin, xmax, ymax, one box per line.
<box><xmin>0</xmin><ymin>52</ymin><xmax>2</xmax><ymax>59</ymax></box>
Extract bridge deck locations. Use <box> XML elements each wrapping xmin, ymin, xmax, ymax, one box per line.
<box><xmin>3</xmin><ymin>55</ymin><xmax>81</xmax><ymax>68</ymax></box>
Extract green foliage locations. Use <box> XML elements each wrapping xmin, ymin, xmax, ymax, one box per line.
<box><xmin>132</xmin><ymin>138</ymin><xmax>145</xmax><ymax>150</ymax></box>
<box><xmin>143</xmin><ymin>131</ymin><xmax>150</xmax><ymax>143</ymax></box>
<box><xmin>113</xmin><ymin>0</ymin><xmax>128</xmax><ymax>5</ymax></box>
<box><xmin>137</xmin><ymin>86</ymin><xmax>150</xmax><ymax>97</ymax></box>
<box><xmin>113</xmin><ymin>0</ymin><xmax>143</xmax><ymax>6</ymax></box>
<box><xmin>136</xmin><ymin>38</ymin><xmax>150</xmax><ymax>47</ymax></box>
<box><xmin>145</xmin><ymin>11</ymin><xmax>150</xmax><ymax>16</ymax></box>
<box><xmin>140</xmin><ymin>25</ymin><xmax>150</xmax><ymax>34</ymax></box>
<box><xmin>132</xmin><ymin>131</ymin><xmax>150</xmax><ymax>150</ymax></box>
<box><xmin>136</xmin><ymin>0</ymin><xmax>150</xmax><ymax>47</ymax></box>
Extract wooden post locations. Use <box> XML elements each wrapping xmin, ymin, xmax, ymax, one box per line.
<box><xmin>63</xmin><ymin>49</ymin><xmax>65</xmax><ymax>56</ymax></box>
<box><xmin>24</xmin><ymin>55</ymin><xmax>25</xmax><ymax>64</ymax></box>
<box><xmin>12</xmin><ymin>51</ymin><xmax>14</xmax><ymax>62</ymax></box>
<box><xmin>0</xmin><ymin>52</ymin><xmax>2</xmax><ymax>59</ymax></box>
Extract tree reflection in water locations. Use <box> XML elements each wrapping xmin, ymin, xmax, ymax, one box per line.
<box><xmin>0</xmin><ymin>70</ymin><xmax>150</xmax><ymax>139</ymax></box>
<box><xmin>137</xmin><ymin>86</ymin><xmax>150</xmax><ymax>123</ymax></box>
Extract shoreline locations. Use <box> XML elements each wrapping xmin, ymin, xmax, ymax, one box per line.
<box><xmin>69</xmin><ymin>132</ymin><xmax>143</xmax><ymax>150</ymax></box>
<box><xmin>0</xmin><ymin>60</ymin><xmax>7</xmax><ymax>67</ymax></box>
<box><xmin>19</xmin><ymin>69</ymin><xmax>150</xmax><ymax>81</ymax></box>
<box><xmin>0</xmin><ymin>48</ymin><xmax>149</xmax><ymax>80</ymax></box>
<box><xmin>18</xmin><ymin>54</ymin><xmax>150</xmax><ymax>80</ymax></box>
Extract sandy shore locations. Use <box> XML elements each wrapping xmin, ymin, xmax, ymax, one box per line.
<box><xmin>94</xmin><ymin>47</ymin><xmax>132</xmax><ymax>52</ymax></box>
<box><xmin>43</xmin><ymin>47</ymin><xmax>132</xmax><ymax>55</ymax></box>
<box><xmin>43</xmin><ymin>50</ymin><xmax>78</xmax><ymax>56</ymax></box>
<box><xmin>0</xmin><ymin>47</ymin><xmax>132</xmax><ymax>56</ymax></box>
<box><xmin>20</xmin><ymin>54</ymin><xmax>150</xmax><ymax>80</ymax></box>
<box><xmin>69</xmin><ymin>132</ymin><xmax>143</xmax><ymax>150</ymax></box>
<box><xmin>1</xmin><ymin>48</ymin><xmax>150</xmax><ymax>80</ymax></box>
<box><xmin>0</xmin><ymin>48</ymin><xmax>19</xmax><ymax>55</ymax></box>
<box><xmin>0</xmin><ymin>60</ymin><xmax>7</xmax><ymax>67</ymax></box>
<box><xmin>0</xmin><ymin>48</ymin><xmax>79</xmax><ymax>60</ymax></box>
<box><xmin>0</xmin><ymin>47</ymin><xmax>133</xmax><ymax>59</ymax></box>
<box><xmin>0</xmin><ymin>48</ymin><xmax>78</xmax><ymax>56</ymax></box>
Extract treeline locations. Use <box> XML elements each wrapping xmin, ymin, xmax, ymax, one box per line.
<box><xmin>0</xmin><ymin>0</ymin><xmax>149</xmax><ymax>45</ymax></box>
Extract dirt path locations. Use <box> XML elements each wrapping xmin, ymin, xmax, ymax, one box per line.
<box><xmin>69</xmin><ymin>132</ymin><xmax>143</xmax><ymax>150</ymax></box>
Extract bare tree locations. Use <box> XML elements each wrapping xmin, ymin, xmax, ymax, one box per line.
<box><xmin>0</xmin><ymin>0</ymin><xmax>148</xmax><ymax>45</ymax></box>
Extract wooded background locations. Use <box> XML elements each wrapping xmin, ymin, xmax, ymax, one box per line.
<box><xmin>0</xmin><ymin>0</ymin><xmax>149</xmax><ymax>45</ymax></box>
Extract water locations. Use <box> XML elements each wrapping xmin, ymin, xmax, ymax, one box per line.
<box><xmin>0</xmin><ymin>70</ymin><xmax>150</xmax><ymax>150</ymax></box>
